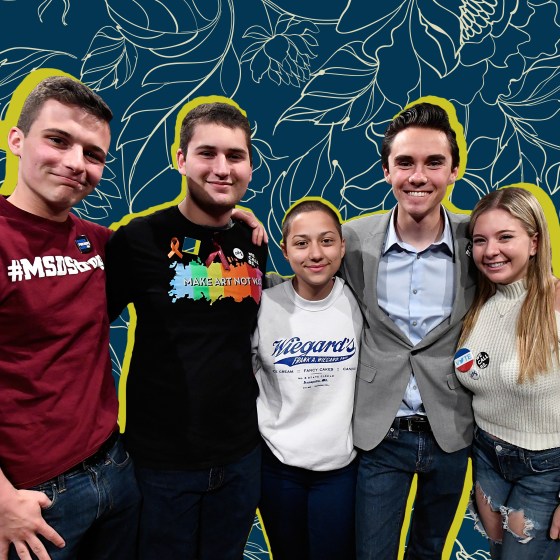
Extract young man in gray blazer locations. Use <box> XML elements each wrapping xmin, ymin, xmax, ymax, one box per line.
<box><xmin>341</xmin><ymin>103</ymin><xmax>476</xmax><ymax>560</ymax></box>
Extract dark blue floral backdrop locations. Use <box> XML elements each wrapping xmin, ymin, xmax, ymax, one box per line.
<box><xmin>2</xmin><ymin>1</ymin><xmax>560</xmax><ymax>558</ymax></box>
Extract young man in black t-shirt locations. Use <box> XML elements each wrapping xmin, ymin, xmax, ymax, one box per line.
<box><xmin>106</xmin><ymin>102</ymin><xmax>267</xmax><ymax>560</ymax></box>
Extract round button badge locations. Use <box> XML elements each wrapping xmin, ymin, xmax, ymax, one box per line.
<box><xmin>476</xmin><ymin>352</ymin><xmax>490</xmax><ymax>369</ymax></box>
<box><xmin>454</xmin><ymin>348</ymin><xmax>474</xmax><ymax>373</ymax></box>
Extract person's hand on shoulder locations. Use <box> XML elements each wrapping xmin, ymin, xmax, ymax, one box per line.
<box><xmin>231</xmin><ymin>207</ymin><xmax>269</xmax><ymax>246</ymax></box>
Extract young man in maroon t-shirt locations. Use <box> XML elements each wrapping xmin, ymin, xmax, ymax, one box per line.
<box><xmin>0</xmin><ymin>76</ymin><xmax>140</xmax><ymax>560</ymax></box>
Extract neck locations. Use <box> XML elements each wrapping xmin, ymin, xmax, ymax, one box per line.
<box><xmin>395</xmin><ymin>206</ymin><xmax>444</xmax><ymax>251</ymax></box>
<box><xmin>292</xmin><ymin>277</ymin><xmax>335</xmax><ymax>301</ymax></box>
<box><xmin>7</xmin><ymin>189</ymin><xmax>69</xmax><ymax>222</ymax></box>
<box><xmin>178</xmin><ymin>198</ymin><xmax>232</xmax><ymax>228</ymax></box>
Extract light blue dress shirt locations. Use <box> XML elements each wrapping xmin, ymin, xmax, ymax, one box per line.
<box><xmin>377</xmin><ymin>209</ymin><xmax>455</xmax><ymax>417</ymax></box>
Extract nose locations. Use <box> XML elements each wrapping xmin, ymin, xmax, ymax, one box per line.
<box><xmin>63</xmin><ymin>145</ymin><xmax>86</xmax><ymax>174</ymax></box>
<box><xmin>212</xmin><ymin>154</ymin><xmax>229</xmax><ymax>177</ymax></box>
<box><xmin>484</xmin><ymin>239</ymin><xmax>500</xmax><ymax>258</ymax></box>
<box><xmin>308</xmin><ymin>241</ymin><xmax>324</xmax><ymax>260</ymax></box>
<box><xmin>409</xmin><ymin>169</ymin><xmax>428</xmax><ymax>186</ymax></box>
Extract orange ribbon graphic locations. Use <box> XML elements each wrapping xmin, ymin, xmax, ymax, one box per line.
<box><xmin>168</xmin><ymin>237</ymin><xmax>183</xmax><ymax>259</ymax></box>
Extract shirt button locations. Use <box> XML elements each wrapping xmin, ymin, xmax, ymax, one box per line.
<box><xmin>412</xmin><ymin>385</ymin><xmax>417</xmax><ymax>390</ymax></box>
<box><xmin>416</xmin><ymin>254</ymin><xmax>420</xmax><ymax>259</ymax></box>
<box><xmin>412</xmin><ymin>321</ymin><xmax>417</xmax><ymax>326</ymax></box>
<box><xmin>413</xmin><ymin>289</ymin><xmax>418</xmax><ymax>294</ymax></box>
<box><xmin>495</xmin><ymin>445</ymin><xmax>503</xmax><ymax>452</ymax></box>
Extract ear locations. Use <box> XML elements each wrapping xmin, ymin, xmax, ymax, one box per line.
<box><xmin>340</xmin><ymin>237</ymin><xmax>346</xmax><ymax>259</ymax></box>
<box><xmin>176</xmin><ymin>148</ymin><xmax>186</xmax><ymax>175</ymax></box>
<box><xmin>281</xmin><ymin>241</ymin><xmax>289</xmax><ymax>260</ymax></box>
<box><xmin>8</xmin><ymin>127</ymin><xmax>24</xmax><ymax>157</ymax></box>
<box><xmin>530</xmin><ymin>232</ymin><xmax>538</xmax><ymax>256</ymax></box>
<box><xmin>383</xmin><ymin>165</ymin><xmax>391</xmax><ymax>184</ymax></box>
<box><xmin>448</xmin><ymin>166</ymin><xmax>458</xmax><ymax>185</ymax></box>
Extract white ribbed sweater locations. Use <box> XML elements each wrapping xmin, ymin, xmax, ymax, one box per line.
<box><xmin>457</xmin><ymin>280</ymin><xmax>560</xmax><ymax>450</ymax></box>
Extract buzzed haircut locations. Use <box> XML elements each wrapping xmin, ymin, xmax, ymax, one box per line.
<box><xmin>381</xmin><ymin>102</ymin><xmax>460</xmax><ymax>170</ymax></box>
<box><xmin>17</xmin><ymin>76</ymin><xmax>113</xmax><ymax>134</ymax></box>
<box><xmin>179</xmin><ymin>102</ymin><xmax>252</xmax><ymax>164</ymax></box>
<box><xmin>282</xmin><ymin>199</ymin><xmax>343</xmax><ymax>242</ymax></box>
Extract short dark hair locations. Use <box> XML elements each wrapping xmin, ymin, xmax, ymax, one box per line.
<box><xmin>381</xmin><ymin>102</ymin><xmax>460</xmax><ymax>170</ymax></box>
<box><xmin>282</xmin><ymin>199</ymin><xmax>342</xmax><ymax>242</ymax></box>
<box><xmin>17</xmin><ymin>76</ymin><xmax>113</xmax><ymax>134</ymax></box>
<box><xmin>179</xmin><ymin>102</ymin><xmax>252</xmax><ymax>164</ymax></box>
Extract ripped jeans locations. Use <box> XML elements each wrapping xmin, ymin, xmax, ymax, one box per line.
<box><xmin>471</xmin><ymin>426</ymin><xmax>560</xmax><ymax>560</ymax></box>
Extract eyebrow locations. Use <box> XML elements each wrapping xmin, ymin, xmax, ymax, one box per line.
<box><xmin>43</xmin><ymin>127</ymin><xmax>108</xmax><ymax>158</ymax></box>
<box><xmin>194</xmin><ymin>144</ymin><xmax>248</xmax><ymax>155</ymax></box>
<box><xmin>393</xmin><ymin>154</ymin><xmax>447</xmax><ymax>162</ymax></box>
<box><xmin>291</xmin><ymin>230</ymin><xmax>338</xmax><ymax>238</ymax></box>
<box><xmin>473</xmin><ymin>229</ymin><xmax>515</xmax><ymax>236</ymax></box>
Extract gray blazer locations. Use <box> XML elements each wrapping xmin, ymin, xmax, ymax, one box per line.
<box><xmin>341</xmin><ymin>210</ymin><xmax>477</xmax><ymax>453</ymax></box>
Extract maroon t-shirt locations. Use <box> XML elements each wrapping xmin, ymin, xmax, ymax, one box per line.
<box><xmin>0</xmin><ymin>196</ymin><xmax>118</xmax><ymax>488</ymax></box>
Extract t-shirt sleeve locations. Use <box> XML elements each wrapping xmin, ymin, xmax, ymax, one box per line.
<box><xmin>105</xmin><ymin>226</ymin><xmax>133</xmax><ymax>322</ymax></box>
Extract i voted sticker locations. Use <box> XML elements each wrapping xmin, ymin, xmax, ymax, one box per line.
<box><xmin>454</xmin><ymin>348</ymin><xmax>474</xmax><ymax>372</ymax></box>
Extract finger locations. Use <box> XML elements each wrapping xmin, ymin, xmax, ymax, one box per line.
<box><xmin>24</xmin><ymin>535</ymin><xmax>53</xmax><ymax>560</ymax></box>
<box><xmin>251</xmin><ymin>227</ymin><xmax>261</xmax><ymax>246</ymax></box>
<box><xmin>13</xmin><ymin>541</ymin><xmax>32</xmax><ymax>560</ymax></box>
<box><xmin>0</xmin><ymin>541</ymin><xmax>9</xmax><ymax>560</ymax></box>
<box><xmin>35</xmin><ymin>492</ymin><xmax>52</xmax><ymax>509</ymax></box>
<box><xmin>38</xmin><ymin>522</ymin><xmax>65</xmax><ymax>549</ymax></box>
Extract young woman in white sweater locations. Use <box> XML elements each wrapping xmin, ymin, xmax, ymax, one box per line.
<box><xmin>252</xmin><ymin>198</ymin><xmax>362</xmax><ymax>560</ymax></box>
<box><xmin>455</xmin><ymin>187</ymin><xmax>560</xmax><ymax>559</ymax></box>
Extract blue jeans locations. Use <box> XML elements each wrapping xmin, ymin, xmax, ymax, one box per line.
<box><xmin>259</xmin><ymin>443</ymin><xmax>357</xmax><ymax>560</ymax></box>
<box><xmin>8</xmin><ymin>435</ymin><xmax>141</xmax><ymax>560</ymax></box>
<box><xmin>472</xmin><ymin>426</ymin><xmax>560</xmax><ymax>560</ymax></box>
<box><xmin>356</xmin><ymin>422</ymin><xmax>470</xmax><ymax>560</ymax></box>
<box><xmin>135</xmin><ymin>444</ymin><xmax>261</xmax><ymax>560</ymax></box>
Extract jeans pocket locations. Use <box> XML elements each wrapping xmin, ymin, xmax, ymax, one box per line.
<box><xmin>528</xmin><ymin>446</ymin><xmax>560</xmax><ymax>473</ymax></box>
<box><xmin>108</xmin><ymin>440</ymin><xmax>133</xmax><ymax>469</ymax></box>
<box><xmin>30</xmin><ymin>482</ymin><xmax>58</xmax><ymax>511</ymax></box>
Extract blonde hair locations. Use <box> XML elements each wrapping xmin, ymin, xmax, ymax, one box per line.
<box><xmin>459</xmin><ymin>187</ymin><xmax>558</xmax><ymax>382</ymax></box>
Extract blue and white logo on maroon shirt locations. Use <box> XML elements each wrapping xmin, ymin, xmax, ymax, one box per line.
<box><xmin>75</xmin><ymin>235</ymin><xmax>92</xmax><ymax>254</ymax></box>
<box><xmin>454</xmin><ymin>348</ymin><xmax>474</xmax><ymax>373</ymax></box>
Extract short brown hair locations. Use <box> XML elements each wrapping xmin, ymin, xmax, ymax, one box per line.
<box><xmin>17</xmin><ymin>76</ymin><xmax>113</xmax><ymax>134</ymax></box>
<box><xmin>282</xmin><ymin>199</ymin><xmax>342</xmax><ymax>242</ymax></box>
<box><xmin>179</xmin><ymin>102</ymin><xmax>252</xmax><ymax>164</ymax></box>
<box><xmin>381</xmin><ymin>102</ymin><xmax>460</xmax><ymax>170</ymax></box>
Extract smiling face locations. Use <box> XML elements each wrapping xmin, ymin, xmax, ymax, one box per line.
<box><xmin>8</xmin><ymin>99</ymin><xmax>110</xmax><ymax>222</ymax></box>
<box><xmin>177</xmin><ymin>122</ymin><xmax>252</xmax><ymax>226</ymax></box>
<box><xmin>282</xmin><ymin>209</ymin><xmax>345</xmax><ymax>301</ymax></box>
<box><xmin>472</xmin><ymin>208</ymin><xmax>538</xmax><ymax>285</ymax></box>
<box><xmin>383</xmin><ymin>127</ymin><xmax>458</xmax><ymax>223</ymax></box>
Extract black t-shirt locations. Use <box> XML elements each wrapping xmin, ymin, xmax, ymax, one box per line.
<box><xmin>106</xmin><ymin>206</ymin><xmax>268</xmax><ymax>469</ymax></box>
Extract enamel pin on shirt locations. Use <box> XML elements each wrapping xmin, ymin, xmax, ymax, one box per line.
<box><xmin>75</xmin><ymin>235</ymin><xmax>92</xmax><ymax>254</ymax></box>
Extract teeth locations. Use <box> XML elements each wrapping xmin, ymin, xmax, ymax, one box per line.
<box><xmin>407</xmin><ymin>191</ymin><xmax>429</xmax><ymax>197</ymax></box>
<box><xmin>486</xmin><ymin>262</ymin><xmax>505</xmax><ymax>268</ymax></box>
